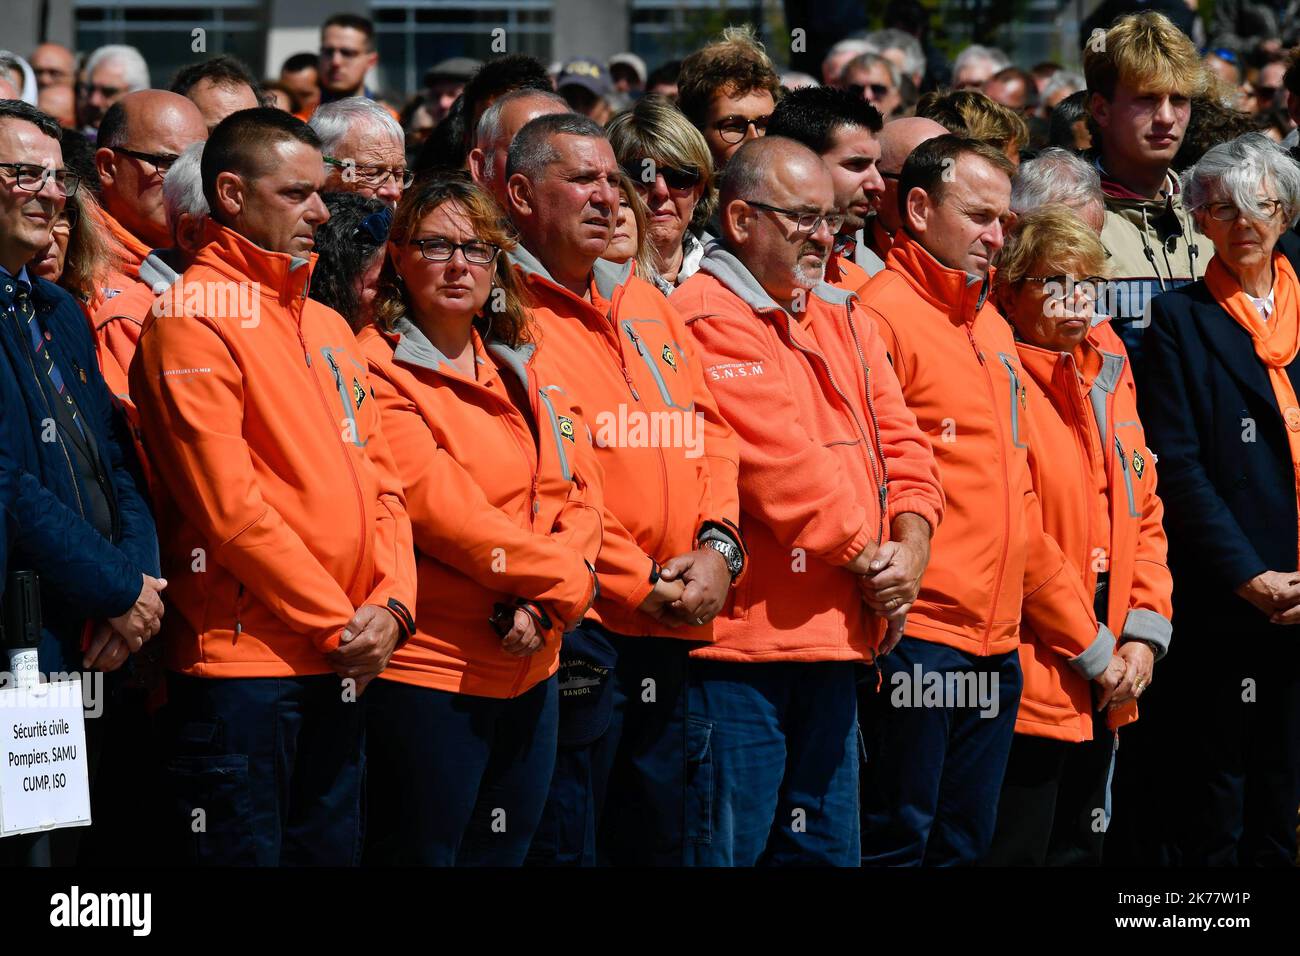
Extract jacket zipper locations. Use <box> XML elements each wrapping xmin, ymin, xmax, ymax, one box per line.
<box><xmin>844</xmin><ymin>306</ymin><xmax>890</xmax><ymax>543</ymax></box>
<box><xmin>296</xmin><ymin>321</ymin><xmax>367</xmax><ymax>596</ymax></box>
<box><xmin>969</xmin><ymin>320</ymin><xmax>1010</xmax><ymax>656</ymax></box>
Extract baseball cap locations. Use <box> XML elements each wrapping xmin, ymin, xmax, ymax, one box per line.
<box><xmin>557</xmin><ymin>58</ymin><xmax>610</xmax><ymax>97</ymax></box>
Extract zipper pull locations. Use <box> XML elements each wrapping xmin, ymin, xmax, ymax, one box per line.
<box><xmin>966</xmin><ymin>325</ymin><xmax>984</xmax><ymax>364</ymax></box>
<box><xmin>297</xmin><ymin>328</ymin><xmax>311</xmax><ymax>366</ymax></box>
<box><xmin>622</xmin><ymin>367</ymin><xmax>640</xmax><ymax>401</ymax></box>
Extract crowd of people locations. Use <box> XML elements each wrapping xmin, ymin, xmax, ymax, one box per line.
<box><xmin>0</xmin><ymin>8</ymin><xmax>1298</xmax><ymax>868</ymax></box>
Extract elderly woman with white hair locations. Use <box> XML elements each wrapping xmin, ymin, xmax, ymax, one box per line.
<box><xmin>1139</xmin><ymin>132</ymin><xmax>1300</xmax><ymax>866</ymax></box>
<box><xmin>1011</xmin><ymin>147</ymin><xmax>1106</xmax><ymax>232</ymax></box>
<box><xmin>309</xmin><ymin>95</ymin><xmax>411</xmax><ymax>207</ymax></box>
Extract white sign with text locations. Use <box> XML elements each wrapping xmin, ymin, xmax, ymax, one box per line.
<box><xmin>0</xmin><ymin>680</ymin><xmax>91</xmax><ymax>837</ymax></box>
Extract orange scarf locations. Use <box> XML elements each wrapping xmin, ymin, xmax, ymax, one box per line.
<box><xmin>1205</xmin><ymin>250</ymin><xmax>1300</xmax><ymax>563</ymax></box>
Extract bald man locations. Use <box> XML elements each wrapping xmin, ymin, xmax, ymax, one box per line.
<box><xmin>866</xmin><ymin>116</ymin><xmax>947</xmax><ymax>262</ymax></box>
<box><xmin>669</xmin><ymin>136</ymin><xmax>943</xmax><ymax>865</ymax></box>
<box><xmin>38</xmin><ymin>85</ymin><xmax>76</xmax><ymax>128</ymax></box>
<box><xmin>468</xmin><ymin>87</ymin><xmax>571</xmax><ymax>209</ymax></box>
<box><xmin>92</xmin><ymin>91</ymin><xmax>207</xmax><ymax>377</ymax></box>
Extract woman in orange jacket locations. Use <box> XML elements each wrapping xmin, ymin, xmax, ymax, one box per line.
<box><xmin>987</xmin><ymin>207</ymin><xmax>1173</xmax><ymax>865</ymax></box>
<box><xmin>357</xmin><ymin>176</ymin><xmax>605</xmax><ymax>866</ymax></box>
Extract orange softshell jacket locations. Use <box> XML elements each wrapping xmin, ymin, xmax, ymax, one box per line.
<box><xmin>510</xmin><ymin>248</ymin><xmax>744</xmax><ymax>640</ymax></box>
<box><xmin>1014</xmin><ymin>320</ymin><xmax>1172</xmax><ymax>740</ymax></box>
<box><xmin>855</xmin><ymin>233</ymin><xmax>1113</xmax><ymax>673</ymax></box>
<box><xmin>359</xmin><ymin>318</ymin><xmax>603</xmax><ymax>698</ymax></box>
<box><xmin>130</xmin><ymin>225</ymin><xmax>417</xmax><ymax>676</ymax></box>
<box><xmin>672</xmin><ymin>245</ymin><xmax>944</xmax><ymax>661</ymax></box>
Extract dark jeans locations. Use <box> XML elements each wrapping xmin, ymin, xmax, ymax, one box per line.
<box><xmin>683</xmin><ymin>659</ymin><xmax>861</xmax><ymax>866</ymax></box>
<box><xmin>860</xmin><ymin>637</ymin><xmax>1023</xmax><ymax>866</ymax></box>
<box><xmin>987</xmin><ymin>725</ymin><xmax>1116</xmax><ymax>866</ymax></box>
<box><xmin>162</xmin><ymin>672</ymin><xmax>365</xmax><ymax>866</ymax></box>
<box><xmin>363</xmin><ymin>675</ymin><xmax>558</xmax><ymax>866</ymax></box>
<box><xmin>528</xmin><ymin>624</ymin><xmax>691</xmax><ymax>866</ymax></box>
<box><xmin>1178</xmin><ymin>642</ymin><xmax>1300</xmax><ymax>866</ymax></box>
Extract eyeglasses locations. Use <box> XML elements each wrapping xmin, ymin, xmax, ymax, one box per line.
<box><xmin>112</xmin><ymin>146</ymin><xmax>180</xmax><ymax>177</ymax></box>
<box><xmin>0</xmin><ymin>162</ymin><xmax>81</xmax><ymax>197</ymax></box>
<box><xmin>850</xmin><ymin>83</ymin><xmax>893</xmax><ymax>100</ymax></box>
<box><xmin>713</xmin><ymin>114</ymin><xmax>771</xmax><ymax>144</ymax></box>
<box><xmin>1249</xmin><ymin>85</ymin><xmax>1278</xmax><ymax>100</ymax></box>
<box><xmin>743</xmin><ymin>199</ymin><xmax>845</xmax><ymax>235</ymax></box>
<box><xmin>320</xmin><ymin>46</ymin><xmax>365</xmax><ymax>61</ymax></box>
<box><xmin>324</xmin><ymin>157</ymin><xmax>414</xmax><ymax>189</ymax></box>
<box><xmin>623</xmin><ymin>162</ymin><xmax>702</xmax><ymax>192</ymax></box>
<box><xmin>1018</xmin><ymin>274</ymin><xmax>1106</xmax><ymax>287</ymax></box>
<box><xmin>82</xmin><ymin>82</ymin><xmax>126</xmax><ymax>100</ymax></box>
<box><xmin>1204</xmin><ymin>199</ymin><xmax>1284</xmax><ymax>221</ymax></box>
<box><xmin>410</xmin><ymin>237</ymin><xmax>500</xmax><ymax>264</ymax></box>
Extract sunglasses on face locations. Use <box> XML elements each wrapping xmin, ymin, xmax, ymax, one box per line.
<box><xmin>714</xmin><ymin>115</ymin><xmax>771</xmax><ymax>144</ymax></box>
<box><xmin>623</xmin><ymin>162</ymin><xmax>702</xmax><ymax>192</ymax></box>
<box><xmin>354</xmin><ymin>207</ymin><xmax>393</xmax><ymax>245</ymax></box>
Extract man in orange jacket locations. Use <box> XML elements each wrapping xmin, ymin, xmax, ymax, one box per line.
<box><xmin>671</xmin><ymin>136</ymin><xmax>944</xmax><ymax>865</ymax></box>
<box><xmin>131</xmin><ymin>108</ymin><xmax>417</xmax><ymax>865</ymax></box>
<box><xmin>855</xmin><ymin>135</ymin><xmax>1125</xmax><ymax>865</ymax></box>
<box><xmin>766</xmin><ymin>87</ymin><xmax>887</xmax><ymax>289</ymax></box>
<box><xmin>91</xmin><ymin>91</ymin><xmax>207</xmax><ymax>371</ymax></box>
<box><xmin>501</xmin><ymin>113</ymin><xmax>745</xmax><ymax>865</ymax></box>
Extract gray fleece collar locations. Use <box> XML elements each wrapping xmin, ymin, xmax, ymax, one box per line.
<box><xmin>139</xmin><ymin>250</ymin><xmax>181</xmax><ymax>291</ymax></box>
<box><xmin>699</xmin><ymin>243</ymin><xmax>855</xmax><ymax>315</ymax></box>
<box><xmin>509</xmin><ymin>244</ymin><xmax>633</xmax><ymax>300</ymax></box>
<box><xmin>391</xmin><ymin>315</ymin><xmax>457</xmax><ymax>373</ymax></box>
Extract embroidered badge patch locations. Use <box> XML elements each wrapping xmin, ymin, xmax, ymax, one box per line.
<box><xmin>661</xmin><ymin>344</ymin><xmax>678</xmax><ymax>370</ymax></box>
<box><xmin>352</xmin><ymin>378</ymin><xmax>366</xmax><ymax>410</ymax></box>
<box><xmin>1132</xmin><ymin>448</ymin><xmax>1145</xmax><ymax>478</ymax></box>
<box><xmin>558</xmin><ymin>415</ymin><xmax>575</xmax><ymax>442</ymax></box>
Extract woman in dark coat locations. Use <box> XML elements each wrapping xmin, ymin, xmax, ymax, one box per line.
<box><xmin>1140</xmin><ymin>133</ymin><xmax>1300</xmax><ymax>866</ymax></box>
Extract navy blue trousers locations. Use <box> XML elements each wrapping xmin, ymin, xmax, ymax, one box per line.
<box><xmin>363</xmin><ymin>674</ymin><xmax>558</xmax><ymax>866</ymax></box>
<box><xmin>860</xmin><ymin>637</ymin><xmax>1023</xmax><ymax>866</ymax></box>
<box><xmin>163</xmin><ymin>672</ymin><xmax>365</xmax><ymax>866</ymax></box>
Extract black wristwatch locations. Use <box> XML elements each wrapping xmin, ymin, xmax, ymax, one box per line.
<box><xmin>700</xmin><ymin>538</ymin><xmax>744</xmax><ymax>579</ymax></box>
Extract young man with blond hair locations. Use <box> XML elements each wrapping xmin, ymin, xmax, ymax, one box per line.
<box><xmin>1084</xmin><ymin>11</ymin><xmax>1213</xmax><ymax>375</ymax></box>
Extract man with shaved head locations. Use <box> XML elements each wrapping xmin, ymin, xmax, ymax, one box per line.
<box><xmin>468</xmin><ymin>87</ymin><xmax>571</xmax><ymax>209</ymax></box>
<box><xmin>866</xmin><ymin>115</ymin><xmax>947</xmax><ymax>262</ymax></box>
<box><xmin>670</xmin><ymin>135</ymin><xmax>943</xmax><ymax>866</ymax></box>
<box><xmin>92</xmin><ymin>90</ymin><xmax>207</xmax><ymax>379</ymax></box>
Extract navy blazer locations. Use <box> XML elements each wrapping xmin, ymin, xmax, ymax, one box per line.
<box><xmin>0</xmin><ymin>272</ymin><xmax>159</xmax><ymax>673</ymax></box>
<box><xmin>1139</xmin><ymin>236</ymin><xmax>1300</xmax><ymax>640</ymax></box>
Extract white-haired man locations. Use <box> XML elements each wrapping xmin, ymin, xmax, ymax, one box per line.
<box><xmin>309</xmin><ymin>96</ymin><xmax>408</xmax><ymax>207</ymax></box>
<box><xmin>1010</xmin><ymin>147</ymin><xmax>1106</xmax><ymax>232</ymax></box>
<box><xmin>952</xmin><ymin>44</ymin><xmax>1011</xmax><ymax>90</ymax></box>
<box><xmin>81</xmin><ymin>45</ymin><xmax>149</xmax><ymax>133</ymax></box>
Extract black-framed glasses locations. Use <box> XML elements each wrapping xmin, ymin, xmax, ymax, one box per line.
<box><xmin>0</xmin><ymin>161</ymin><xmax>81</xmax><ymax>197</ymax></box>
<box><xmin>713</xmin><ymin>114</ymin><xmax>771</xmax><ymax>144</ymax></box>
<box><xmin>81</xmin><ymin>82</ymin><xmax>125</xmax><ymax>100</ymax></box>
<box><xmin>850</xmin><ymin>83</ymin><xmax>893</xmax><ymax>100</ymax></box>
<box><xmin>410</xmin><ymin>237</ymin><xmax>500</xmax><ymax>264</ymax></box>
<box><xmin>324</xmin><ymin>156</ymin><xmax>414</xmax><ymax>189</ymax></box>
<box><xmin>1204</xmin><ymin>198</ymin><xmax>1284</xmax><ymax>221</ymax></box>
<box><xmin>743</xmin><ymin>199</ymin><xmax>845</xmax><ymax>235</ymax></box>
<box><xmin>112</xmin><ymin>146</ymin><xmax>180</xmax><ymax>177</ymax></box>
<box><xmin>623</xmin><ymin>162</ymin><xmax>702</xmax><ymax>192</ymax></box>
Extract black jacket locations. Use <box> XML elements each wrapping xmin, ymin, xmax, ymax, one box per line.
<box><xmin>1138</xmin><ymin>235</ymin><xmax>1300</xmax><ymax>642</ymax></box>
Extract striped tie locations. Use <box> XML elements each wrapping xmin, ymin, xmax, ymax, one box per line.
<box><xmin>15</xmin><ymin>281</ymin><xmax>85</xmax><ymax>440</ymax></box>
